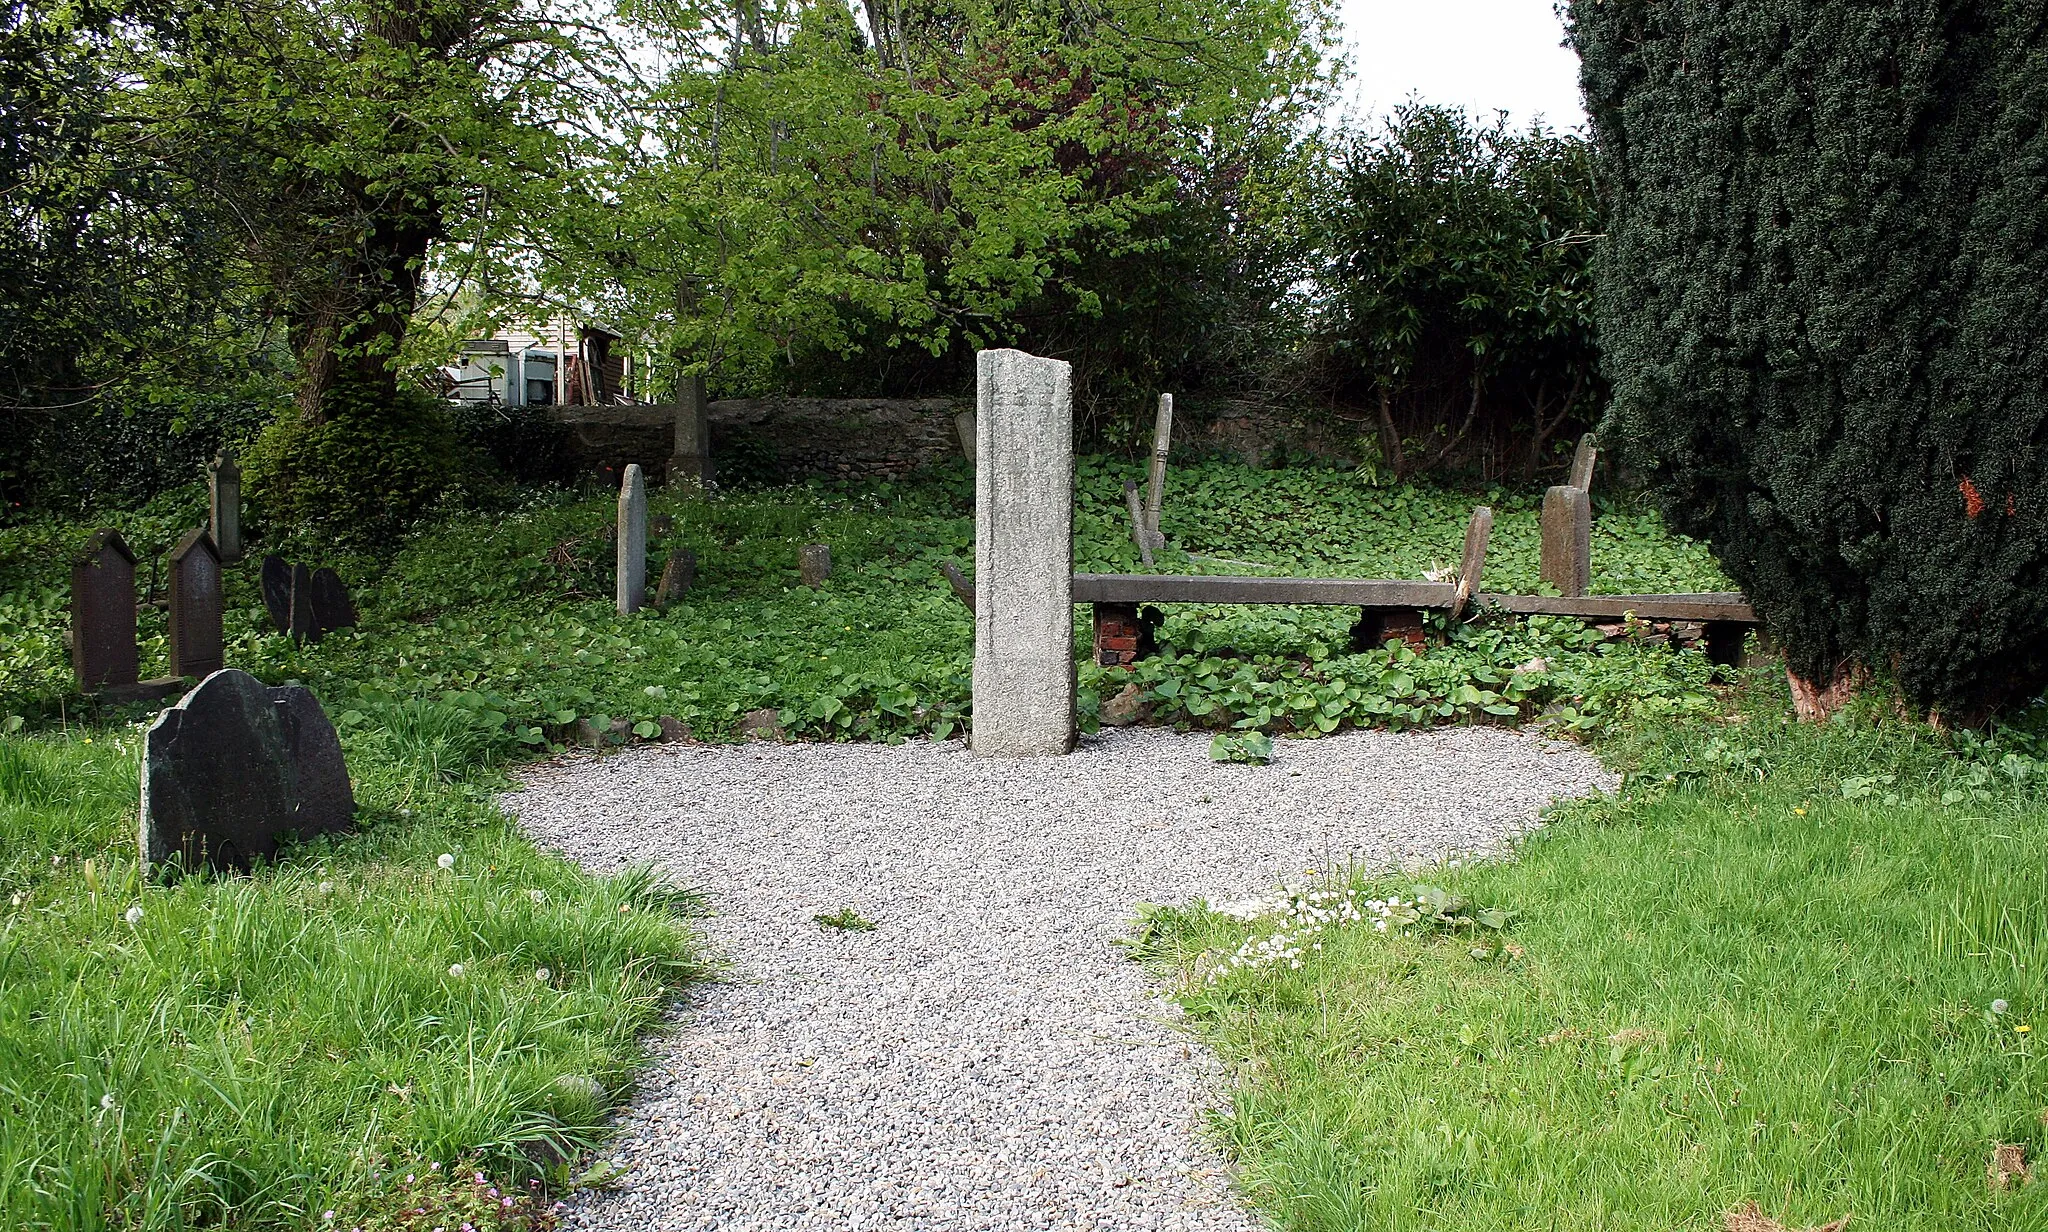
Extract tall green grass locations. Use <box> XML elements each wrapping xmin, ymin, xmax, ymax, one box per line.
<box><xmin>0</xmin><ymin>725</ymin><xmax>700</xmax><ymax>1231</ymax></box>
<box><xmin>1134</xmin><ymin>704</ymin><xmax>2048</xmax><ymax>1230</ymax></box>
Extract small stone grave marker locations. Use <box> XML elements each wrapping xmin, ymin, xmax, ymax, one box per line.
<box><xmin>799</xmin><ymin>544</ymin><xmax>832</xmax><ymax>588</ymax></box>
<box><xmin>618</xmin><ymin>464</ymin><xmax>648</xmax><ymax>615</ymax></box>
<box><xmin>72</xmin><ymin>529</ymin><xmax>139</xmax><ymax>692</ymax></box>
<box><xmin>167</xmin><ymin>529</ymin><xmax>224</xmax><ymax>680</ymax></box>
<box><xmin>309</xmin><ymin>567</ymin><xmax>357</xmax><ymax>634</ymax></box>
<box><xmin>140</xmin><ymin>669</ymin><xmax>355</xmax><ymax>871</ymax></box>
<box><xmin>1568</xmin><ymin>433</ymin><xmax>1598</xmax><ymax>492</ymax></box>
<box><xmin>288</xmin><ymin>563</ymin><xmax>317</xmax><ymax>643</ymax></box>
<box><xmin>655</xmin><ymin>549</ymin><xmax>696</xmax><ymax>608</ymax></box>
<box><xmin>261</xmin><ymin>555</ymin><xmax>292</xmax><ymax>634</ymax></box>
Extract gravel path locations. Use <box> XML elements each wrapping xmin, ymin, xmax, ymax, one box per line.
<box><xmin>505</xmin><ymin>726</ymin><xmax>1616</xmax><ymax>1232</ymax></box>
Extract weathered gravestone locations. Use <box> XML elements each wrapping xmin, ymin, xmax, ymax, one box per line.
<box><xmin>654</xmin><ymin>549</ymin><xmax>696</xmax><ymax>609</ymax></box>
<box><xmin>799</xmin><ymin>543</ymin><xmax>832</xmax><ymax>588</ymax></box>
<box><xmin>288</xmin><ymin>563</ymin><xmax>317</xmax><ymax>643</ymax></box>
<box><xmin>1540</xmin><ymin>485</ymin><xmax>1593</xmax><ymax>598</ymax></box>
<box><xmin>167</xmin><ymin>529</ymin><xmax>224</xmax><ymax>679</ymax></box>
<box><xmin>140</xmin><ymin>669</ymin><xmax>355</xmax><ymax>871</ymax></box>
<box><xmin>260</xmin><ymin>555</ymin><xmax>292</xmax><ymax>634</ymax></box>
<box><xmin>669</xmin><ymin>376</ymin><xmax>711</xmax><ymax>489</ymax></box>
<box><xmin>208</xmin><ymin>452</ymin><xmax>243</xmax><ymax>562</ymax></box>
<box><xmin>618</xmin><ymin>464</ymin><xmax>648</xmax><ymax>615</ymax></box>
<box><xmin>954</xmin><ymin>409</ymin><xmax>977</xmax><ymax>466</ymax></box>
<box><xmin>72</xmin><ymin>529</ymin><xmax>139</xmax><ymax>692</ymax></box>
<box><xmin>308</xmin><ymin>568</ymin><xmax>357</xmax><ymax>635</ymax></box>
<box><xmin>972</xmin><ymin>348</ymin><xmax>1074</xmax><ymax>756</ymax></box>
<box><xmin>1448</xmin><ymin>505</ymin><xmax>1494</xmax><ymax>623</ymax></box>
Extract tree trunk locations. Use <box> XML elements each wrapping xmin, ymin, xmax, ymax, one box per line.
<box><xmin>286</xmin><ymin>211</ymin><xmax>439</xmax><ymax>422</ymax></box>
<box><xmin>1787</xmin><ymin>662</ymin><xmax>1864</xmax><ymax>722</ymax></box>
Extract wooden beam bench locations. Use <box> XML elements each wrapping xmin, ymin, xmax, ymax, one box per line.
<box><xmin>1073</xmin><ymin>573</ymin><xmax>1759</xmax><ymax>667</ymax></box>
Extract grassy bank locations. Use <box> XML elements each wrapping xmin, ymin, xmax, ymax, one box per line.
<box><xmin>0</xmin><ymin>724</ymin><xmax>700</xmax><ymax>1230</ymax></box>
<box><xmin>1132</xmin><ymin>694</ymin><xmax>2048</xmax><ymax>1230</ymax></box>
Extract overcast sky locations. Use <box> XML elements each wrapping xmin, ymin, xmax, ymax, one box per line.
<box><xmin>1332</xmin><ymin>0</ymin><xmax>1586</xmax><ymax>131</ymax></box>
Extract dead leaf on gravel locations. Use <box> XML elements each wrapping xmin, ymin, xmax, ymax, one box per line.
<box><xmin>1989</xmin><ymin>1142</ymin><xmax>2033</xmax><ymax>1191</ymax></box>
<box><xmin>1722</xmin><ymin>1200</ymin><xmax>1850</xmax><ymax>1232</ymax></box>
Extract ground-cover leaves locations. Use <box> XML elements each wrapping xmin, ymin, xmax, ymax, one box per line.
<box><xmin>3</xmin><ymin>459</ymin><xmax>1738</xmax><ymax>744</ymax></box>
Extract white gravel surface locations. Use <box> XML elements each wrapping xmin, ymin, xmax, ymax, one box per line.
<box><xmin>505</xmin><ymin>725</ymin><xmax>1616</xmax><ymax>1232</ymax></box>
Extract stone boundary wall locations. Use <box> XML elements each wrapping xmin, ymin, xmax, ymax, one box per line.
<box><xmin>549</xmin><ymin>397</ymin><xmax>970</xmax><ymax>484</ymax></box>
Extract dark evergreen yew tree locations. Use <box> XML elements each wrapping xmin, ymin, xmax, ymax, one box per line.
<box><xmin>1569</xmin><ymin>1</ymin><xmax>2048</xmax><ymax>719</ymax></box>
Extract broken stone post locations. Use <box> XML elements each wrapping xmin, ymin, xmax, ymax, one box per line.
<box><xmin>1448</xmin><ymin>505</ymin><xmax>1493</xmax><ymax>623</ymax></box>
<box><xmin>799</xmin><ymin>544</ymin><xmax>832</xmax><ymax>588</ymax></box>
<box><xmin>972</xmin><ymin>348</ymin><xmax>1074</xmax><ymax>756</ymax></box>
<box><xmin>1143</xmin><ymin>393</ymin><xmax>1172</xmax><ymax>550</ymax></box>
<box><xmin>167</xmin><ymin>529</ymin><xmax>224</xmax><ymax>680</ymax></box>
<box><xmin>668</xmin><ymin>375</ymin><xmax>711</xmax><ymax>490</ymax></box>
<box><xmin>72</xmin><ymin>529</ymin><xmax>139</xmax><ymax>692</ymax></box>
<box><xmin>1541</xmin><ymin>485</ymin><xmax>1592</xmax><ymax>598</ymax></box>
<box><xmin>617</xmin><ymin>463</ymin><xmax>648</xmax><ymax>614</ymax></box>
<box><xmin>954</xmin><ymin>408</ymin><xmax>977</xmax><ymax>466</ymax></box>
<box><xmin>1568</xmin><ymin>433</ymin><xmax>1598</xmax><ymax>492</ymax></box>
<box><xmin>208</xmin><ymin>451</ymin><xmax>242</xmax><ymax>562</ymax></box>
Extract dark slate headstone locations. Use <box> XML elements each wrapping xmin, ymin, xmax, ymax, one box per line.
<box><xmin>167</xmin><ymin>529</ymin><xmax>224</xmax><ymax>680</ymax></box>
<box><xmin>289</xmin><ymin>563</ymin><xmax>316</xmax><ymax>644</ymax></box>
<box><xmin>308</xmin><ymin>567</ymin><xmax>357</xmax><ymax>635</ymax></box>
<box><xmin>260</xmin><ymin>555</ymin><xmax>292</xmax><ymax>634</ymax></box>
<box><xmin>72</xmin><ymin>529</ymin><xmax>139</xmax><ymax>692</ymax></box>
<box><xmin>139</xmin><ymin>669</ymin><xmax>355</xmax><ymax>871</ymax></box>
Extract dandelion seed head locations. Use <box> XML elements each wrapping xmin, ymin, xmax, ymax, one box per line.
<box><xmin>124</xmin><ymin>905</ymin><xmax>144</xmax><ymax>925</ymax></box>
<box><xmin>437</xmin><ymin>853</ymin><xmax>455</xmax><ymax>870</ymax></box>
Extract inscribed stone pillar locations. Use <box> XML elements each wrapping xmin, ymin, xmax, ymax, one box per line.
<box><xmin>208</xmin><ymin>451</ymin><xmax>242</xmax><ymax>561</ymax></box>
<box><xmin>72</xmin><ymin>529</ymin><xmax>139</xmax><ymax>692</ymax></box>
<box><xmin>618</xmin><ymin>463</ymin><xmax>648</xmax><ymax>614</ymax></box>
<box><xmin>669</xmin><ymin>375</ymin><xmax>711</xmax><ymax>489</ymax></box>
<box><xmin>167</xmin><ymin>529</ymin><xmax>224</xmax><ymax>680</ymax></box>
<box><xmin>1540</xmin><ymin>485</ymin><xmax>1592</xmax><ymax>598</ymax></box>
<box><xmin>972</xmin><ymin>348</ymin><xmax>1074</xmax><ymax>756</ymax></box>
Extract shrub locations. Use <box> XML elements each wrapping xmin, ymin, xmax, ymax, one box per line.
<box><xmin>245</xmin><ymin>378</ymin><xmax>467</xmax><ymax>547</ymax></box>
<box><xmin>1571</xmin><ymin>1</ymin><xmax>2048</xmax><ymax>720</ymax></box>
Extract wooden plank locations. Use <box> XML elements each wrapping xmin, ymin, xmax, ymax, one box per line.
<box><xmin>1073</xmin><ymin>574</ymin><xmax>1458</xmax><ymax>607</ymax></box>
<box><xmin>1071</xmin><ymin>573</ymin><xmax>1758</xmax><ymax>623</ymax></box>
<box><xmin>1484</xmin><ymin>592</ymin><xmax>1758</xmax><ymax>622</ymax></box>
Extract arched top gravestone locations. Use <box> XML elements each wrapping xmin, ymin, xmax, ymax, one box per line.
<box><xmin>140</xmin><ymin>669</ymin><xmax>354</xmax><ymax>871</ymax></box>
<box><xmin>72</xmin><ymin>529</ymin><xmax>139</xmax><ymax>692</ymax></box>
<box><xmin>167</xmin><ymin>529</ymin><xmax>223</xmax><ymax>680</ymax></box>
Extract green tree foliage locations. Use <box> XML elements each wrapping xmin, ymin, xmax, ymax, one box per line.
<box><xmin>552</xmin><ymin>0</ymin><xmax>1333</xmax><ymax>439</ymax></box>
<box><xmin>1306</xmin><ymin>105</ymin><xmax>1601</xmax><ymax>482</ymax></box>
<box><xmin>1571</xmin><ymin>1</ymin><xmax>2048</xmax><ymax>718</ymax></box>
<box><xmin>0</xmin><ymin>0</ymin><xmax>265</xmax><ymax>505</ymax></box>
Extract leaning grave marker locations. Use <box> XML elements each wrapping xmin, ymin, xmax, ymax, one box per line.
<box><xmin>971</xmin><ymin>348</ymin><xmax>1075</xmax><ymax>757</ymax></box>
<box><xmin>618</xmin><ymin>463</ymin><xmax>649</xmax><ymax>614</ymax></box>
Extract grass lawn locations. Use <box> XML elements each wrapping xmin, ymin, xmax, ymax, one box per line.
<box><xmin>1132</xmin><ymin>689</ymin><xmax>2048</xmax><ymax>1230</ymax></box>
<box><xmin>0</xmin><ymin>720</ymin><xmax>700</xmax><ymax>1230</ymax></box>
